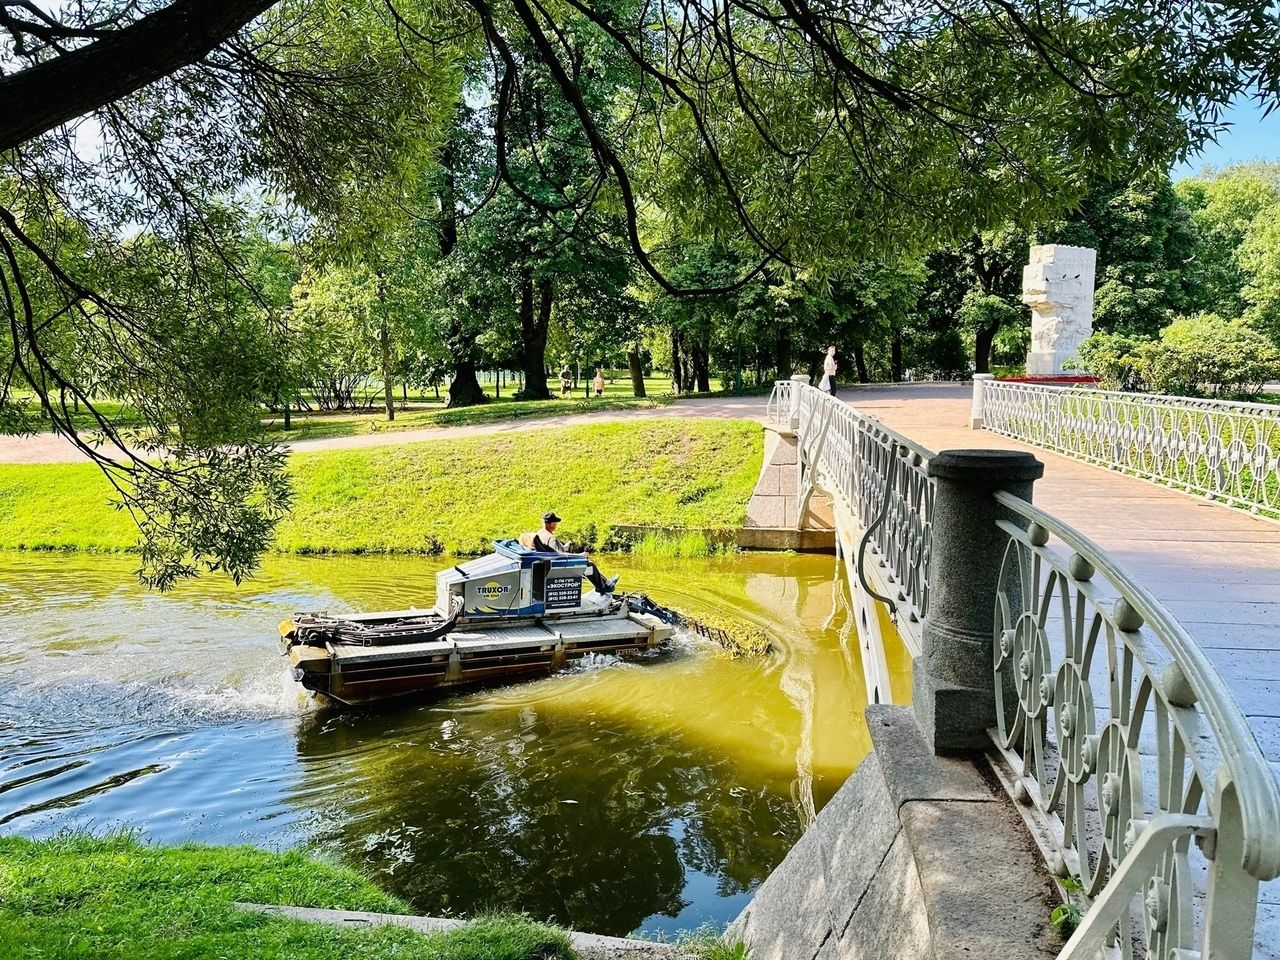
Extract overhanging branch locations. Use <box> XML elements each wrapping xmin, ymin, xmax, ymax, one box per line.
<box><xmin>0</xmin><ymin>0</ymin><xmax>278</xmax><ymax>152</ymax></box>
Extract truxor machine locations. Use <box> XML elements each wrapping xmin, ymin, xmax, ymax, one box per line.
<box><xmin>279</xmin><ymin>540</ymin><xmax>677</xmax><ymax>706</ymax></box>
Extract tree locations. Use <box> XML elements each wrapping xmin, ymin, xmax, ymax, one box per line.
<box><xmin>4</xmin><ymin>0</ymin><xmax>1280</xmax><ymax>581</ymax></box>
<box><xmin>1075</xmin><ymin>316</ymin><xmax>1280</xmax><ymax>398</ymax></box>
<box><xmin>1050</xmin><ymin>175</ymin><xmax>1200</xmax><ymax>337</ymax></box>
<box><xmin>1176</xmin><ymin>164</ymin><xmax>1280</xmax><ymax>320</ymax></box>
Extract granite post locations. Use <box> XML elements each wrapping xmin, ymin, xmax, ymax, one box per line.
<box><xmin>913</xmin><ymin>449</ymin><xmax>1043</xmax><ymax>753</ymax></box>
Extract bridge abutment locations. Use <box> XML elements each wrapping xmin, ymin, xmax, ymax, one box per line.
<box><xmin>729</xmin><ymin>706</ymin><xmax>1059</xmax><ymax>960</ymax></box>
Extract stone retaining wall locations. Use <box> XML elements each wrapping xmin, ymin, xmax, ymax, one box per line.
<box><xmin>727</xmin><ymin>706</ymin><xmax>1061</xmax><ymax>960</ymax></box>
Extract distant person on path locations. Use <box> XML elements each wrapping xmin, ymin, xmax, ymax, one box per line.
<box><xmin>593</xmin><ymin>369</ymin><xmax>605</xmax><ymax>397</ymax></box>
<box><xmin>819</xmin><ymin>346</ymin><xmax>838</xmax><ymax>397</ymax></box>
<box><xmin>531</xmin><ymin>511</ymin><xmax>618</xmax><ymax>594</ymax></box>
<box><xmin>559</xmin><ymin>366</ymin><xmax>573</xmax><ymax>397</ymax></box>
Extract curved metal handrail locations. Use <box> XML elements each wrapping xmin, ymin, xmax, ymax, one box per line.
<box><xmin>993</xmin><ymin>489</ymin><xmax>1280</xmax><ymax>882</ymax></box>
<box><xmin>772</xmin><ymin>382</ymin><xmax>934</xmax><ymax>639</ymax></box>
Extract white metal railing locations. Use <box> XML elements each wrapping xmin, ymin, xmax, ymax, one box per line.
<box><xmin>981</xmin><ymin>380</ymin><xmax>1280</xmax><ymax>519</ymax></box>
<box><xmin>989</xmin><ymin>494</ymin><xmax>1280</xmax><ymax>960</ymax></box>
<box><xmin>769</xmin><ymin>380</ymin><xmax>934</xmax><ymax>644</ymax></box>
<box><xmin>769</xmin><ymin>378</ymin><xmax>1280</xmax><ymax>960</ymax></box>
<box><xmin>765</xmin><ymin>378</ymin><xmax>794</xmax><ymax>425</ymax></box>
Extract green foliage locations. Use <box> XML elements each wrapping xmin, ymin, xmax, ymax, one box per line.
<box><xmin>1051</xmin><ymin>176</ymin><xmax>1200</xmax><ymax>337</ymax></box>
<box><xmin>1176</xmin><ymin>164</ymin><xmax>1280</xmax><ymax>320</ymax></box>
<box><xmin>0</xmin><ymin>420</ymin><xmax>762</xmax><ymax>557</ymax></box>
<box><xmin>1238</xmin><ymin>208</ymin><xmax>1280</xmax><ymax>344</ymax></box>
<box><xmin>1049</xmin><ymin>902</ymin><xmax>1083</xmax><ymax>938</ymax></box>
<box><xmin>0</xmin><ymin>833</ymin><xmax>577</xmax><ymax>960</ymax></box>
<box><xmin>676</xmin><ymin>931</ymin><xmax>752</xmax><ymax>959</ymax></box>
<box><xmin>288</xmin><ymin>263</ymin><xmax>383</xmax><ymax>409</ymax></box>
<box><xmin>1072</xmin><ymin>331</ymin><xmax>1148</xmax><ymax>390</ymax></box>
<box><xmin>1143</xmin><ymin>314</ymin><xmax>1280</xmax><ymax>397</ymax></box>
<box><xmin>958</xmin><ymin>293</ymin><xmax>1022</xmax><ymax>338</ymax></box>
<box><xmin>1049</xmin><ymin>875</ymin><xmax>1085</xmax><ymax>938</ymax></box>
<box><xmin>1073</xmin><ymin>315</ymin><xmax>1280</xmax><ymax>397</ymax></box>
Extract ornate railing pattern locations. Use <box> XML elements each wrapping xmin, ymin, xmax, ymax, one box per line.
<box><xmin>982</xmin><ymin>381</ymin><xmax>1280</xmax><ymax>519</ymax></box>
<box><xmin>990</xmin><ymin>493</ymin><xmax>1280</xmax><ymax>960</ymax></box>
<box><xmin>770</xmin><ymin>381</ymin><xmax>934</xmax><ymax>638</ymax></box>
<box><xmin>769</xmin><ymin>379</ymin><xmax>1279</xmax><ymax>959</ymax></box>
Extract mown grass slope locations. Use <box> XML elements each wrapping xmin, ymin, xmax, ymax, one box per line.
<box><xmin>0</xmin><ymin>419</ymin><xmax>762</xmax><ymax>556</ymax></box>
<box><xmin>0</xmin><ymin>833</ymin><xmax>577</xmax><ymax>960</ymax></box>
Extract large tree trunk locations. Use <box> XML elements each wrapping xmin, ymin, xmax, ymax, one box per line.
<box><xmin>692</xmin><ymin>339</ymin><xmax>711</xmax><ymax>392</ymax></box>
<box><xmin>890</xmin><ymin>326</ymin><xmax>903</xmax><ymax>382</ymax></box>
<box><xmin>974</xmin><ymin>323</ymin><xmax>997</xmax><ymax>374</ymax></box>
<box><xmin>852</xmin><ymin>343</ymin><xmax>870</xmax><ymax>383</ymax></box>
<box><xmin>670</xmin><ymin>330</ymin><xmax>683</xmax><ymax>393</ymax></box>
<box><xmin>775</xmin><ymin>325</ymin><xmax>792</xmax><ymax>380</ymax></box>
<box><xmin>627</xmin><ymin>349</ymin><xmax>647</xmax><ymax>397</ymax></box>
<box><xmin>448</xmin><ymin>358</ymin><xmax>486</xmax><ymax>406</ymax></box>
<box><xmin>437</xmin><ymin>132</ymin><xmax>485</xmax><ymax>408</ymax></box>
<box><xmin>517</xmin><ymin>274</ymin><xmax>553</xmax><ymax>400</ymax></box>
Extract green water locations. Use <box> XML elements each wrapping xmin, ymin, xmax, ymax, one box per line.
<box><xmin>0</xmin><ymin>551</ymin><xmax>875</xmax><ymax>936</ymax></box>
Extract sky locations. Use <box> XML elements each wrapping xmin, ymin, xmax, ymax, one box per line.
<box><xmin>1173</xmin><ymin>95</ymin><xmax>1280</xmax><ymax>179</ymax></box>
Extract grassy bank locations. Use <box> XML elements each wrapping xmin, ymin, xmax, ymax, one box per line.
<box><xmin>0</xmin><ymin>833</ymin><xmax>577</xmax><ymax>960</ymax></box>
<box><xmin>0</xmin><ymin>419</ymin><xmax>762</xmax><ymax>556</ymax></box>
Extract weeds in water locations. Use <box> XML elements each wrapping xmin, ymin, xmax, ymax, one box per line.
<box><xmin>683</xmin><ymin>614</ymin><xmax>772</xmax><ymax>658</ymax></box>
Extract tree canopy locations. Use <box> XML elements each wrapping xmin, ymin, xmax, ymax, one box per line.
<box><xmin>2</xmin><ymin>0</ymin><xmax>1279</xmax><ymax>582</ymax></box>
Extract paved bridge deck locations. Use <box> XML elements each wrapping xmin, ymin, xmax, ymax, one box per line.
<box><xmin>839</xmin><ymin>382</ymin><xmax>1280</xmax><ymax>779</ymax></box>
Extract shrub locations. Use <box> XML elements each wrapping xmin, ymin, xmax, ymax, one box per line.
<box><xmin>1072</xmin><ymin>315</ymin><xmax>1280</xmax><ymax>398</ymax></box>
<box><xmin>1144</xmin><ymin>314</ymin><xmax>1280</xmax><ymax>397</ymax></box>
<box><xmin>1070</xmin><ymin>331</ymin><xmax>1146</xmax><ymax>390</ymax></box>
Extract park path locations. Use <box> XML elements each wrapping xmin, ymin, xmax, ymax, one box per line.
<box><xmin>0</xmin><ymin>395</ymin><xmax>773</xmax><ymax>464</ymax></box>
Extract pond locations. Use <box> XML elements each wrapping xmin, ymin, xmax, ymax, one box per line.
<box><xmin>0</xmin><ymin>551</ymin><xmax>880</xmax><ymax>938</ymax></box>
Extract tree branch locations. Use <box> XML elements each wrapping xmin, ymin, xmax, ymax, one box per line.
<box><xmin>0</xmin><ymin>0</ymin><xmax>277</xmax><ymax>152</ymax></box>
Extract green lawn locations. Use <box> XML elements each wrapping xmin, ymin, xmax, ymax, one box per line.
<box><xmin>22</xmin><ymin>376</ymin><xmax>755</xmax><ymax>446</ymax></box>
<box><xmin>0</xmin><ymin>419</ymin><xmax>763</xmax><ymax>556</ymax></box>
<box><xmin>264</xmin><ymin>374</ymin><xmax>726</xmax><ymax>443</ymax></box>
<box><xmin>265</xmin><ymin>393</ymin><xmax>673</xmax><ymax>442</ymax></box>
<box><xmin>0</xmin><ymin>833</ymin><xmax>578</xmax><ymax>960</ymax></box>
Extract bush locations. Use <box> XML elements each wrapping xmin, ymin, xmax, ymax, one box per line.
<box><xmin>1070</xmin><ymin>331</ymin><xmax>1146</xmax><ymax>390</ymax></box>
<box><xmin>1145</xmin><ymin>314</ymin><xmax>1279</xmax><ymax>396</ymax></box>
<box><xmin>1072</xmin><ymin>315</ymin><xmax>1280</xmax><ymax>398</ymax></box>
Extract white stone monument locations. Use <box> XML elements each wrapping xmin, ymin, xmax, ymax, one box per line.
<box><xmin>1021</xmin><ymin>244</ymin><xmax>1096</xmax><ymax>377</ymax></box>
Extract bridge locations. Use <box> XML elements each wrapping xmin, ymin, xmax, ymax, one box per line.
<box><xmin>734</xmin><ymin>378</ymin><xmax>1280</xmax><ymax>960</ymax></box>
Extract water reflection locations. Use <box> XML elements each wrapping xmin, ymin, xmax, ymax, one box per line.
<box><xmin>0</xmin><ymin>551</ymin><xmax>870</xmax><ymax>935</ymax></box>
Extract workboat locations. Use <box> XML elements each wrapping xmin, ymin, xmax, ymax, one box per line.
<box><xmin>279</xmin><ymin>539</ymin><xmax>679</xmax><ymax>706</ymax></box>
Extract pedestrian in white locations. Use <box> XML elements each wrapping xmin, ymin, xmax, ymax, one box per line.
<box><xmin>819</xmin><ymin>346</ymin><xmax>838</xmax><ymax>397</ymax></box>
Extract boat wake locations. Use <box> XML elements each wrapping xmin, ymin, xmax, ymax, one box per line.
<box><xmin>0</xmin><ymin>664</ymin><xmax>314</xmax><ymax>735</ymax></box>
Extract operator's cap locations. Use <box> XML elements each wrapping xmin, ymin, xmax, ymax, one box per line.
<box><xmin>542</xmin><ymin>511</ymin><xmax>562</xmax><ymax>523</ymax></box>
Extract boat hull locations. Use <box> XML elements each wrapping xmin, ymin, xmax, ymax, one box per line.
<box><xmin>283</xmin><ymin>609</ymin><xmax>674</xmax><ymax>707</ymax></box>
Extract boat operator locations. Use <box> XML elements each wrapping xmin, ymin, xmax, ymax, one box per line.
<box><xmin>533</xmin><ymin>511</ymin><xmax>619</xmax><ymax>595</ymax></box>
